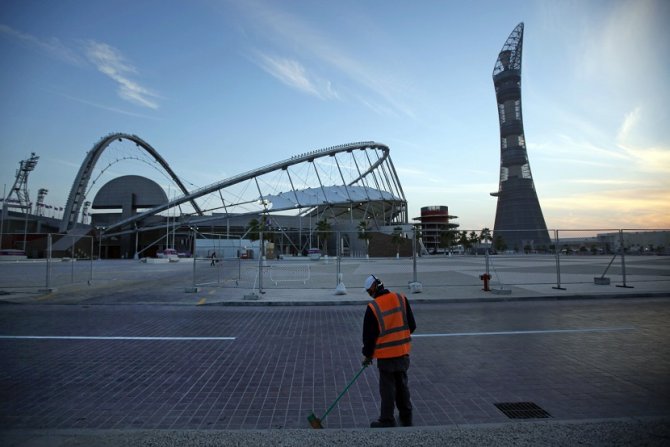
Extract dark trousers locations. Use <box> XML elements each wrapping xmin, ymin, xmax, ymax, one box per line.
<box><xmin>377</xmin><ymin>355</ymin><xmax>412</xmax><ymax>422</ymax></box>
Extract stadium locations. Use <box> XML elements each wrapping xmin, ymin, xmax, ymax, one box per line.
<box><xmin>1</xmin><ymin>134</ymin><xmax>409</xmax><ymax>259</ymax></box>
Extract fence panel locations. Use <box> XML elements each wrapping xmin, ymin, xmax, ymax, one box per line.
<box><xmin>0</xmin><ymin>260</ymin><xmax>45</xmax><ymax>289</ymax></box>
<box><xmin>2</xmin><ymin>229</ymin><xmax>667</xmax><ymax>295</ymax></box>
<box><xmin>47</xmin><ymin>234</ymin><xmax>94</xmax><ymax>287</ymax></box>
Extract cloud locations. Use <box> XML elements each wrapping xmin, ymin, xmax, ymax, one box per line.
<box><xmin>567</xmin><ymin>179</ymin><xmax>644</xmax><ymax>186</ymax></box>
<box><xmin>357</xmin><ymin>97</ymin><xmax>396</xmax><ymax>118</ymax></box>
<box><xmin>1</xmin><ymin>24</ymin><xmax>160</xmax><ymax>110</ymax></box>
<box><xmin>575</xmin><ymin>1</ymin><xmax>663</xmax><ymax>84</ymax></box>
<box><xmin>405</xmin><ymin>182</ymin><xmax>495</xmax><ymax>195</ymax></box>
<box><xmin>252</xmin><ymin>52</ymin><xmax>338</xmax><ymax>100</ymax></box>
<box><xmin>543</xmin><ymin>187</ymin><xmax>670</xmax><ymax>228</ymax></box>
<box><xmin>554</xmin><ymin>133</ymin><xmax>631</xmax><ymax>161</ymax></box>
<box><xmin>539</xmin><ymin>157</ymin><xmax>619</xmax><ymax>169</ymax></box>
<box><xmin>235</xmin><ymin>1</ymin><xmax>415</xmax><ymax>118</ymax></box>
<box><xmin>621</xmin><ymin>145</ymin><xmax>670</xmax><ymax>175</ymax></box>
<box><xmin>0</xmin><ymin>24</ymin><xmax>85</xmax><ymax>66</ymax></box>
<box><xmin>85</xmin><ymin>41</ymin><xmax>160</xmax><ymax>109</ymax></box>
<box><xmin>617</xmin><ymin>107</ymin><xmax>641</xmax><ymax>143</ymax></box>
<box><xmin>615</xmin><ymin>106</ymin><xmax>670</xmax><ymax>175</ymax></box>
<box><xmin>395</xmin><ymin>166</ymin><xmax>432</xmax><ymax>178</ymax></box>
<box><xmin>53</xmin><ymin>90</ymin><xmax>161</xmax><ymax>120</ymax></box>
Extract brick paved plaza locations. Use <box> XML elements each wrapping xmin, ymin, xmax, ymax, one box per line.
<box><xmin>1</xmin><ymin>299</ymin><xmax>669</xmax><ymax>431</ymax></box>
<box><xmin>1</xmin><ymin>256</ymin><xmax>669</xmax><ymax>445</ymax></box>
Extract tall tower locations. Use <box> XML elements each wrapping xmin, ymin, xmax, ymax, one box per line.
<box><xmin>491</xmin><ymin>23</ymin><xmax>550</xmax><ymax>252</ymax></box>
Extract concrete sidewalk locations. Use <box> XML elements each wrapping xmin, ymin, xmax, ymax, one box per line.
<box><xmin>3</xmin><ymin>417</ymin><xmax>669</xmax><ymax>447</ymax></box>
<box><xmin>1</xmin><ymin>255</ymin><xmax>667</xmax><ymax>306</ymax></box>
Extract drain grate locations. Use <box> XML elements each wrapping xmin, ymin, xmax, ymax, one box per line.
<box><xmin>494</xmin><ymin>402</ymin><xmax>552</xmax><ymax>419</ymax></box>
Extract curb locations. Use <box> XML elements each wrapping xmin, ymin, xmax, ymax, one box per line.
<box><xmin>200</xmin><ymin>292</ymin><xmax>668</xmax><ymax>307</ymax></box>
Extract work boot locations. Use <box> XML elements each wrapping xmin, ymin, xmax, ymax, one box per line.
<box><xmin>399</xmin><ymin>415</ymin><xmax>413</xmax><ymax>427</ymax></box>
<box><xmin>370</xmin><ymin>419</ymin><xmax>396</xmax><ymax>428</ymax></box>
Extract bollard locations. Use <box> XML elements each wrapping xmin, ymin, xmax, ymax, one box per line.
<box><xmin>480</xmin><ymin>273</ymin><xmax>491</xmax><ymax>291</ymax></box>
<box><xmin>185</xmin><ymin>228</ymin><xmax>200</xmax><ymax>293</ymax></box>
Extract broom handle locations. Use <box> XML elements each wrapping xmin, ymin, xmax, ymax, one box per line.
<box><xmin>321</xmin><ymin>364</ymin><xmax>368</xmax><ymax>420</ymax></box>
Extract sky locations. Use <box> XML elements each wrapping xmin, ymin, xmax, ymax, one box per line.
<box><xmin>1</xmin><ymin>0</ymin><xmax>669</xmax><ymax>232</ymax></box>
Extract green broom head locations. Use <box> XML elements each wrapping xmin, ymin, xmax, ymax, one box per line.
<box><xmin>307</xmin><ymin>413</ymin><xmax>323</xmax><ymax>429</ymax></box>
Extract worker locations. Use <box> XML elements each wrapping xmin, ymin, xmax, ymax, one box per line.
<box><xmin>362</xmin><ymin>274</ymin><xmax>416</xmax><ymax>428</ymax></box>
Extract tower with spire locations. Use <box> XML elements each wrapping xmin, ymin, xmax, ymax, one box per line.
<box><xmin>491</xmin><ymin>23</ymin><xmax>550</xmax><ymax>252</ymax></box>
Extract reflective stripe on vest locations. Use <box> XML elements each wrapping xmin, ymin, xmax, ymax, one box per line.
<box><xmin>368</xmin><ymin>292</ymin><xmax>411</xmax><ymax>359</ymax></box>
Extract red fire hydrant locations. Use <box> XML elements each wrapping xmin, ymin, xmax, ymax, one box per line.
<box><xmin>480</xmin><ymin>273</ymin><xmax>491</xmax><ymax>292</ymax></box>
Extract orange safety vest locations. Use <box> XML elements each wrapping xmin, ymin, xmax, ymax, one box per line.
<box><xmin>368</xmin><ymin>292</ymin><xmax>412</xmax><ymax>359</ymax></box>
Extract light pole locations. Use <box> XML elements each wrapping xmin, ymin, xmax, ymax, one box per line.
<box><xmin>0</xmin><ymin>202</ymin><xmax>5</xmax><ymax>251</ymax></box>
<box><xmin>134</xmin><ymin>223</ymin><xmax>139</xmax><ymax>260</ymax></box>
<box><xmin>0</xmin><ymin>184</ymin><xmax>6</xmax><ymax>250</ymax></box>
<box><xmin>22</xmin><ymin>202</ymin><xmax>31</xmax><ymax>252</ymax></box>
<box><xmin>96</xmin><ymin>226</ymin><xmax>106</xmax><ymax>260</ymax></box>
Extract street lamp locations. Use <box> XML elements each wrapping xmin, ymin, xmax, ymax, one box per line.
<box><xmin>23</xmin><ymin>202</ymin><xmax>31</xmax><ymax>251</ymax></box>
<box><xmin>96</xmin><ymin>226</ymin><xmax>106</xmax><ymax>260</ymax></box>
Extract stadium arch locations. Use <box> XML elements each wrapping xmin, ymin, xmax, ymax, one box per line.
<box><xmin>101</xmin><ymin>140</ymin><xmax>407</xmax><ymax>237</ymax></box>
<box><xmin>60</xmin><ymin>132</ymin><xmax>203</xmax><ymax>233</ymax></box>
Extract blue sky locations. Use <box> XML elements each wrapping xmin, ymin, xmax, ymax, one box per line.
<box><xmin>1</xmin><ymin>0</ymin><xmax>668</xmax><ymax>231</ymax></box>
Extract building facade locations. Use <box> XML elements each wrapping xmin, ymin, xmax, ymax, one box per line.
<box><xmin>413</xmin><ymin>206</ymin><xmax>459</xmax><ymax>254</ymax></box>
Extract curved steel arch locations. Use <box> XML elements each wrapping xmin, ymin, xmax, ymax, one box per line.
<box><xmin>186</xmin><ymin>141</ymin><xmax>392</xmax><ymax>200</ymax></box>
<box><xmin>104</xmin><ymin>141</ymin><xmax>405</xmax><ymax>233</ymax></box>
<box><xmin>60</xmin><ymin>133</ymin><xmax>202</xmax><ymax>232</ymax></box>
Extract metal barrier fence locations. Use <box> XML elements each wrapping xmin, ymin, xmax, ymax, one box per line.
<box><xmin>0</xmin><ymin>228</ymin><xmax>668</xmax><ymax>294</ymax></box>
<box><xmin>0</xmin><ymin>233</ymin><xmax>95</xmax><ymax>290</ymax></box>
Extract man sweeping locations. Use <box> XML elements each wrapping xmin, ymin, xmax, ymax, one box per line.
<box><xmin>362</xmin><ymin>275</ymin><xmax>416</xmax><ymax>428</ymax></box>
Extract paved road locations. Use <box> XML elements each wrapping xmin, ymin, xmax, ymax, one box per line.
<box><xmin>1</xmin><ymin>298</ymin><xmax>669</xmax><ymax>435</ymax></box>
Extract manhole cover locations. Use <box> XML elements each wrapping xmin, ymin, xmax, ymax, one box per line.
<box><xmin>494</xmin><ymin>402</ymin><xmax>551</xmax><ymax>419</ymax></box>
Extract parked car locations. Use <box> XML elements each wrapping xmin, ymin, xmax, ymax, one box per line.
<box><xmin>156</xmin><ymin>248</ymin><xmax>178</xmax><ymax>259</ymax></box>
<box><xmin>307</xmin><ymin>248</ymin><xmax>321</xmax><ymax>260</ymax></box>
<box><xmin>0</xmin><ymin>249</ymin><xmax>27</xmax><ymax>260</ymax></box>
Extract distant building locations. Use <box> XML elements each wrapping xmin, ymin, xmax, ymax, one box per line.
<box><xmin>413</xmin><ymin>206</ymin><xmax>459</xmax><ymax>254</ymax></box>
<box><xmin>597</xmin><ymin>231</ymin><xmax>670</xmax><ymax>254</ymax></box>
<box><xmin>91</xmin><ymin>175</ymin><xmax>169</xmax><ymax>259</ymax></box>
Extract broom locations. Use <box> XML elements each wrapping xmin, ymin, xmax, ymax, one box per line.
<box><xmin>307</xmin><ymin>363</ymin><xmax>369</xmax><ymax>429</ymax></box>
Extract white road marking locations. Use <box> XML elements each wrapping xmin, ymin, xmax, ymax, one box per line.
<box><xmin>412</xmin><ymin>327</ymin><xmax>634</xmax><ymax>337</ymax></box>
<box><xmin>0</xmin><ymin>335</ymin><xmax>236</xmax><ymax>341</ymax></box>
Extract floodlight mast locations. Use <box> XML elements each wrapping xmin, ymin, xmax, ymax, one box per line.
<box><xmin>4</xmin><ymin>152</ymin><xmax>39</xmax><ymax>211</ymax></box>
<box><xmin>0</xmin><ymin>152</ymin><xmax>39</xmax><ymax>251</ymax></box>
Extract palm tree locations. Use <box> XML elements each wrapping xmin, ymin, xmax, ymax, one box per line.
<box><xmin>468</xmin><ymin>231</ymin><xmax>479</xmax><ymax>254</ymax></box>
<box><xmin>247</xmin><ymin>215</ymin><xmax>272</xmax><ymax>242</ymax></box>
<box><xmin>480</xmin><ymin>228</ymin><xmax>492</xmax><ymax>253</ymax></box>
<box><xmin>439</xmin><ymin>229</ymin><xmax>457</xmax><ymax>254</ymax></box>
<box><xmin>357</xmin><ymin>220</ymin><xmax>372</xmax><ymax>258</ymax></box>
<box><xmin>458</xmin><ymin>231</ymin><xmax>471</xmax><ymax>254</ymax></box>
<box><xmin>391</xmin><ymin>226</ymin><xmax>403</xmax><ymax>258</ymax></box>
<box><xmin>494</xmin><ymin>235</ymin><xmax>506</xmax><ymax>252</ymax></box>
<box><xmin>246</xmin><ymin>218</ymin><xmax>261</xmax><ymax>242</ymax></box>
<box><xmin>315</xmin><ymin>219</ymin><xmax>331</xmax><ymax>254</ymax></box>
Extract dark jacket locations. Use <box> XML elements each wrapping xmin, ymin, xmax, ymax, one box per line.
<box><xmin>362</xmin><ymin>287</ymin><xmax>416</xmax><ymax>359</ymax></box>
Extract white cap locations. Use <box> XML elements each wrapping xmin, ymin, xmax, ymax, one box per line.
<box><xmin>364</xmin><ymin>275</ymin><xmax>376</xmax><ymax>290</ymax></box>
